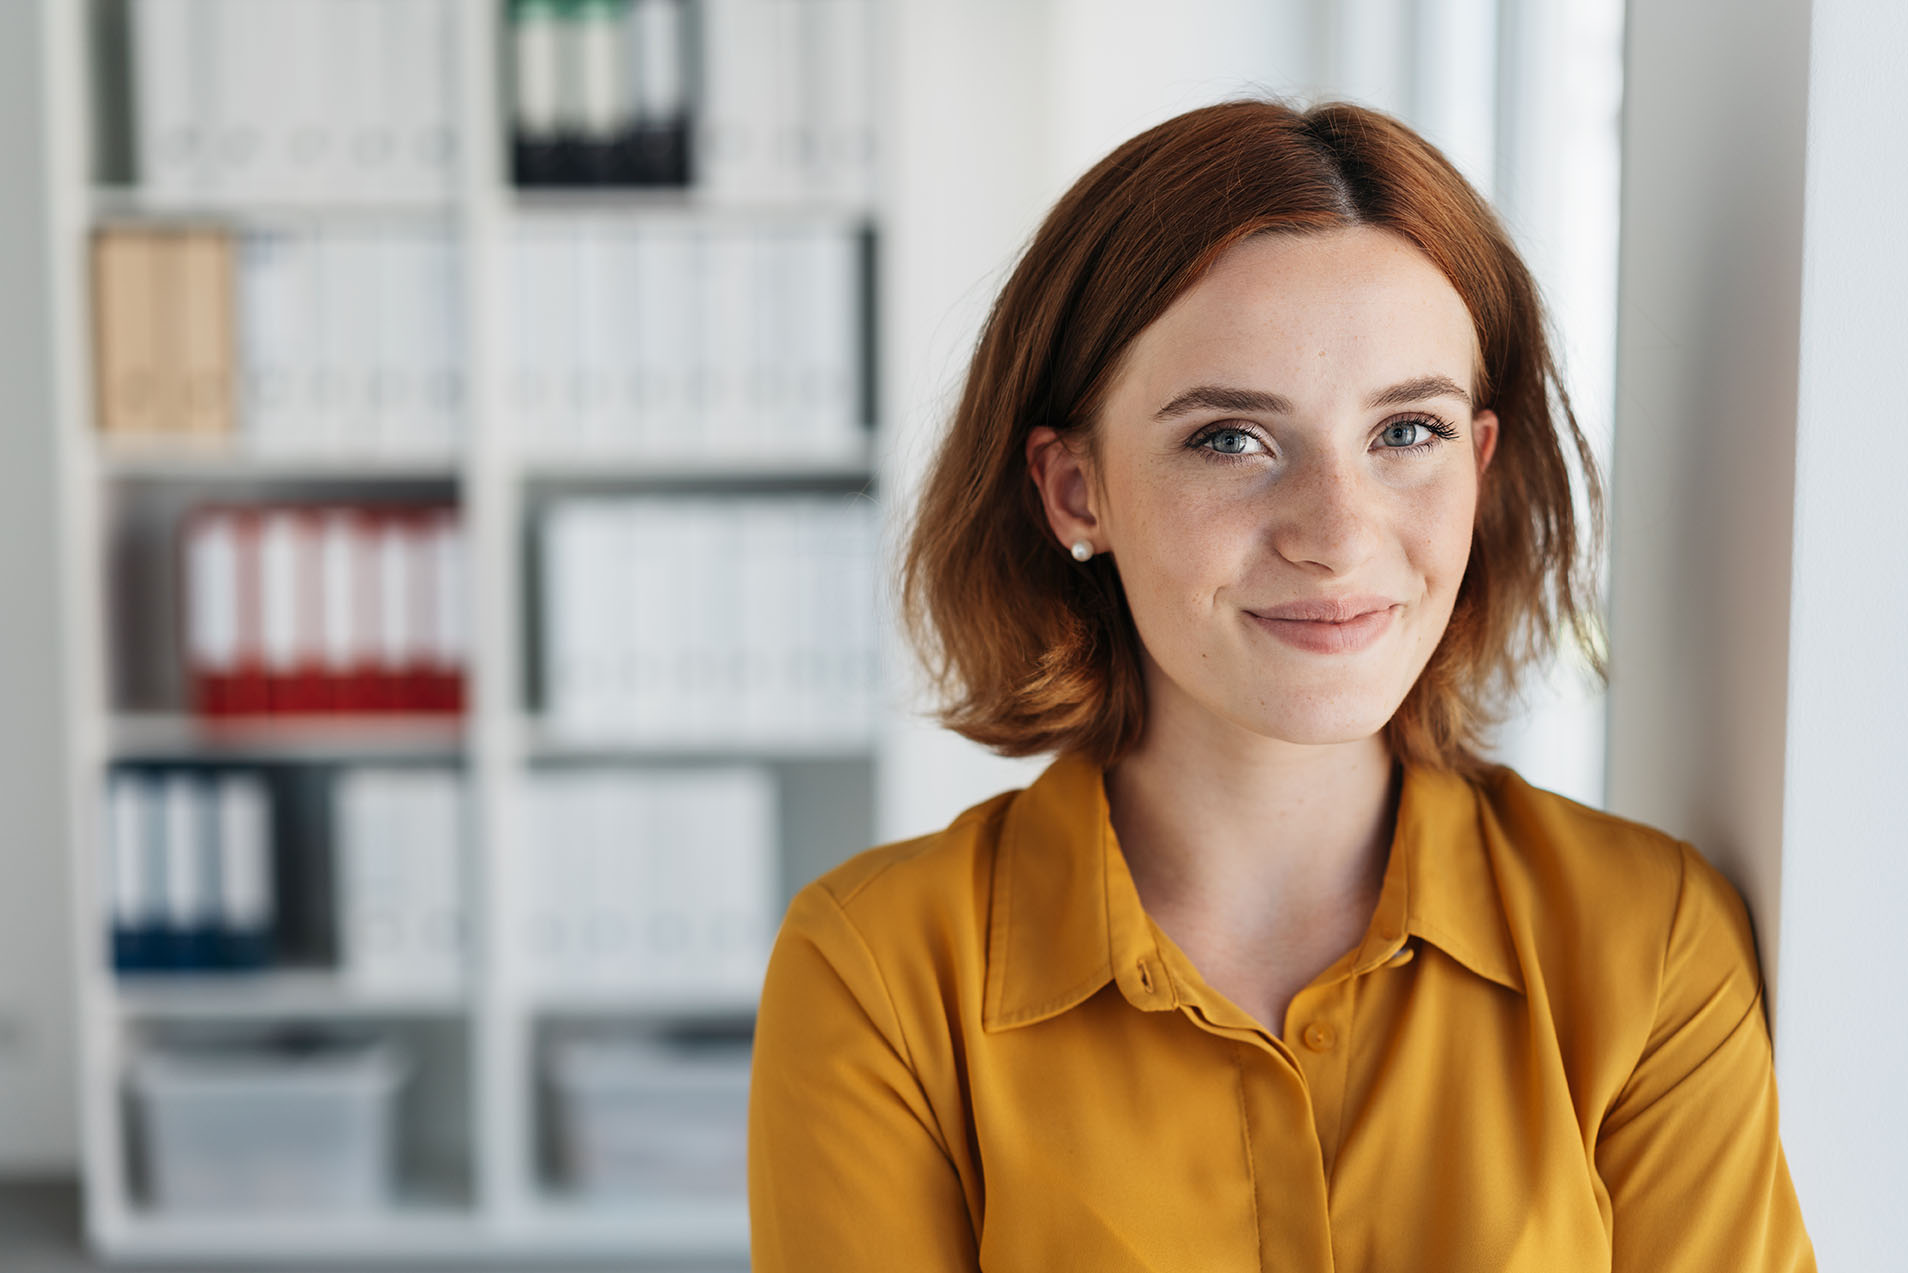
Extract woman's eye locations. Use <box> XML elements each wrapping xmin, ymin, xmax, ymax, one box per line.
<box><xmin>1377</xmin><ymin>415</ymin><xmax>1460</xmax><ymax>452</ymax></box>
<box><xmin>1200</xmin><ymin>427</ymin><xmax>1263</xmax><ymax>456</ymax></box>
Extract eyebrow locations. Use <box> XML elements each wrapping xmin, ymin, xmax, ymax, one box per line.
<box><xmin>1152</xmin><ymin>374</ymin><xmax>1473</xmax><ymax>422</ymax></box>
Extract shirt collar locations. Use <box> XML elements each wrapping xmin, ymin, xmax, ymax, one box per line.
<box><xmin>982</xmin><ymin>750</ymin><xmax>1526</xmax><ymax>1033</ymax></box>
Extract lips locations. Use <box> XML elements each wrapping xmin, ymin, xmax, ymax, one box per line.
<box><xmin>1247</xmin><ymin>603</ymin><xmax>1399</xmax><ymax>654</ymax></box>
<box><xmin>1252</xmin><ymin>595</ymin><xmax>1398</xmax><ymax>623</ymax></box>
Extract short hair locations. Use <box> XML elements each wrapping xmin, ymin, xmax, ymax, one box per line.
<box><xmin>897</xmin><ymin>97</ymin><xmax>1607</xmax><ymax>779</ymax></box>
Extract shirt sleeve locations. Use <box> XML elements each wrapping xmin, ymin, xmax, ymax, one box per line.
<box><xmin>1593</xmin><ymin>839</ymin><xmax>1817</xmax><ymax>1272</ymax></box>
<box><xmin>748</xmin><ymin>880</ymin><xmax>981</xmax><ymax>1271</ymax></box>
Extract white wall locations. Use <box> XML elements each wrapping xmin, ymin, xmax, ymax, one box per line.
<box><xmin>1610</xmin><ymin>0</ymin><xmax>1906</xmax><ymax>1261</ymax></box>
<box><xmin>0</xmin><ymin>0</ymin><xmax>79</xmax><ymax>1171</ymax></box>
<box><xmin>1608</xmin><ymin>0</ymin><xmax>1809</xmax><ymax>1006</ymax></box>
<box><xmin>1774</xmin><ymin>0</ymin><xmax>1908</xmax><ymax>1260</ymax></box>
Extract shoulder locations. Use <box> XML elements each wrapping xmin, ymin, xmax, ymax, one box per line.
<box><xmin>1471</xmin><ymin>763</ymin><xmax>1764</xmax><ymax>1011</ymax></box>
<box><xmin>774</xmin><ymin>784</ymin><xmax>1019</xmax><ymax>970</ymax></box>
<box><xmin>1473</xmin><ymin>762</ymin><xmax>1686</xmax><ymax>894</ymax></box>
<box><xmin>1475</xmin><ymin>763</ymin><xmax>1749</xmax><ymax>921</ymax></box>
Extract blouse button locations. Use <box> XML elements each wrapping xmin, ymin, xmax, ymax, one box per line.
<box><xmin>1137</xmin><ymin>962</ymin><xmax>1154</xmax><ymax>992</ymax></box>
<box><xmin>1302</xmin><ymin>1021</ymin><xmax>1336</xmax><ymax>1052</ymax></box>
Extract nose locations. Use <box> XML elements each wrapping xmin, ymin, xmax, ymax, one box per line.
<box><xmin>1266</xmin><ymin>448</ymin><xmax>1383</xmax><ymax>574</ymax></box>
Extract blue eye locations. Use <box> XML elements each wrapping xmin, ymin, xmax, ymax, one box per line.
<box><xmin>1206</xmin><ymin>428</ymin><xmax>1258</xmax><ymax>455</ymax></box>
<box><xmin>1377</xmin><ymin>415</ymin><xmax>1462</xmax><ymax>455</ymax></box>
<box><xmin>1188</xmin><ymin>425</ymin><xmax>1267</xmax><ymax>463</ymax></box>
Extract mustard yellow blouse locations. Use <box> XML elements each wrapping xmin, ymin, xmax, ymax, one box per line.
<box><xmin>747</xmin><ymin>750</ymin><xmax>1816</xmax><ymax>1270</ymax></box>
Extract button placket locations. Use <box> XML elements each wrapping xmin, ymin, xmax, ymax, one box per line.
<box><xmin>1286</xmin><ymin>982</ymin><xmax>1353</xmax><ymax>1172</ymax></box>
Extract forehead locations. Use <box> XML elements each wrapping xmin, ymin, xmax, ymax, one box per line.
<box><xmin>1108</xmin><ymin>226</ymin><xmax>1480</xmax><ymax>411</ymax></box>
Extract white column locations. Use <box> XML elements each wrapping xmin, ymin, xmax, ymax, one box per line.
<box><xmin>1773</xmin><ymin>0</ymin><xmax>1908</xmax><ymax>1259</ymax></box>
<box><xmin>1609</xmin><ymin>0</ymin><xmax>1905</xmax><ymax>1258</ymax></box>
<box><xmin>0</xmin><ymin>0</ymin><xmax>78</xmax><ymax>1172</ymax></box>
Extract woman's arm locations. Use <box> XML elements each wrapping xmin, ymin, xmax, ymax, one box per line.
<box><xmin>748</xmin><ymin>881</ymin><xmax>982</xmax><ymax>1271</ymax></box>
<box><xmin>1593</xmin><ymin>841</ymin><xmax>1816</xmax><ymax>1272</ymax></box>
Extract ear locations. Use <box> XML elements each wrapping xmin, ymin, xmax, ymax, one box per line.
<box><xmin>1472</xmin><ymin>408</ymin><xmax>1499</xmax><ymax>481</ymax></box>
<box><xmin>1025</xmin><ymin>425</ymin><xmax>1105</xmax><ymax>556</ymax></box>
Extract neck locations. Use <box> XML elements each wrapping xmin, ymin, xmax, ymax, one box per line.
<box><xmin>1102</xmin><ymin>684</ymin><xmax>1401</xmax><ymax>945</ymax></box>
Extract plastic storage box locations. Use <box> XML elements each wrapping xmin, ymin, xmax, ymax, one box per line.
<box><xmin>131</xmin><ymin>1036</ymin><xmax>408</xmax><ymax>1212</ymax></box>
<box><xmin>546</xmin><ymin>1033</ymin><xmax>752</xmax><ymax>1200</ymax></box>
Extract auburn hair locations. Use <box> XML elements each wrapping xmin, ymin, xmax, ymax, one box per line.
<box><xmin>897</xmin><ymin>97</ymin><xmax>1607</xmax><ymax>779</ymax></box>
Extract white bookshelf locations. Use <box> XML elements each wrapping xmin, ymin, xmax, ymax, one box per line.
<box><xmin>51</xmin><ymin>1</ymin><xmax>889</xmax><ymax>1264</ymax></box>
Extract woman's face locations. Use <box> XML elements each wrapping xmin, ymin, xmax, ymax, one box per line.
<box><xmin>1028</xmin><ymin>226</ymin><xmax>1498</xmax><ymax>747</ymax></box>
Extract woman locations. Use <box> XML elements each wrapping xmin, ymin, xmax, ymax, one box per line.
<box><xmin>747</xmin><ymin>98</ymin><xmax>1815</xmax><ymax>1271</ymax></box>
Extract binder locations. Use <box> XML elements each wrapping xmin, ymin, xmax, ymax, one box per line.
<box><xmin>212</xmin><ymin>771</ymin><xmax>274</xmax><ymax>968</ymax></box>
<box><xmin>236</xmin><ymin>228</ymin><xmax>320</xmax><ymax>455</ymax></box>
<box><xmin>750</xmin><ymin>227</ymin><xmax>794</xmax><ymax>449</ymax></box>
<box><xmin>510</xmin><ymin>221</ymin><xmax>582</xmax><ymax>452</ymax></box>
<box><xmin>763</xmin><ymin>0</ymin><xmax>807</xmax><ymax>196</ymax></box>
<box><xmin>511</xmin><ymin>0</ymin><xmax>566</xmax><ymax>184</ymax></box>
<box><xmin>388</xmin><ymin>0</ymin><xmax>458</xmax><ymax>197</ymax></box>
<box><xmin>92</xmin><ymin>230</ymin><xmax>164</xmax><ymax>436</ymax></box>
<box><xmin>339</xmin><ymin>0</ymin><xmax>398</xmax><ymax>196</ymax></box>
<box><xmin>336</xmin><ymin>767</ymin><xmax>466</xmax><ymax>994</ymax></box>
<box><xmin>159</xmin><ymin>772</ymin><xmax>216</xmax><ymax>969</ymax></box>
<box><xmin>130</xmin><ymin>0</ymin><xmax>204</xmax><ymax>194</ymax></box>
<box><xmin>256</xmin><ymin>506</ymin><xmax>313</xmax><ymax>713</ymax></box>
<box><xmin>624</xmin><ymin>501</ymin><xmax>667</xmax><ymax>735</ymax></box>
<box><xmin>182</xmin><ymin>507</ymin><xmax>239</xmax><ymax>715</ymax></box>
<box><xmin>632</xmin><ymin>223</ymin><xmax>702</xmax><ymax>449</ymax></box>
<box><xmin>317</xmin><ymin>226</ymin><xmax>381</xmax><ymax>454</ymax></box>
<box><xmin>344</xmin><ymin>504</ymin><xmax>386</xmax><ymax>711</ymax></box>
<box><xmin>575</xmin><ymin>218</ymin><xmax>623</xmax><ymax>453</ymax></box>
<box><xmin>172</xmin><ymin>230</ymin><xmax>235</xmax><ymax>439</ymax></box>
<box><xmin>106</xmin><ymin>771</ymin><xmax>162</xmax><ymax>971</ymax></box>
<box><xmin>318</xmin><ymin>506</ymin><xmax>358</xmax><ymax>712</ymax></box>
<box><xmin>370</xmin><ymin>509</ymin><xmax>414</xmax><ymax>711</ymax></box>
<box><xmin>418</xmin><ymin>227</ymin><xmax>465</xmax><ymax>455</ymax></box>
<box><xmin>576</xmin><ymin>0</ymin><xmax>633</xmax><ymax>183</ymax></box>
<box><xmin>810</xmin><ymin>0</ymin><xmax>876</xmax><ymax>204</ymax></box>
<box><xmin>278</xmin><ymin>0</ymin><xmax>333</xmax><ymax>196</ymax></box>
<box><xmin>694</xmin><ymin>0</ymin><xmax>770</xmax><ymax>200</ymax></box>
<box><xmin>426</xmin><ymin>508</ymin><xmax>467</xmax><ymax>714</ymax></box>
<box><xmin>801</xmin><ymin>226</ymin><xmax>861</xmax><ymax>455</ymax></box>
<box><xmin>399</xmin><ymin>508</ymin><xmax>439</xmax><ymax>711</ymax></box>
<box><xmin>208</xmin><ymin>0</ymin><xmax>275</xmax><ymax>196</ymax></box>
<box><xmin>629</xmin><ymin>0</ymin><xmax>690</xmax><ymax>184</ymax></box>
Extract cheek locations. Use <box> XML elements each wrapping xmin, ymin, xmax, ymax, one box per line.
<box><xmin>1108</xmin><ymin>482</ymin><xmax>1246</xmax><ymax>622</ymax></box>
<box><xmin>1405</xmin><ymin>479</ymin><xmax>1480</xmax><ymax>591</ymax></box>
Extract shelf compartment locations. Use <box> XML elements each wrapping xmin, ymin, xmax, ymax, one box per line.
<box><xmin>524</xmin><ymin>721</ymin><xmax>876</xmax><ymax>764</ymax></box>
<box><xmin>510</xmin><ymin>185</ymin><xmax>877</xmax><ymax>226</ymax></box>
<box><xmin>111</xmin><ymin>713</ymin><xmax>468</xmax><ymax>761</ymax></box>
<box><xmin>99</xmin><ymin>440</ymin><xmax>464</xmax><ymax>483</ymax></box>
<box><xmin>518</xmin><ymin>447</ymin><xmax>876</xmax><ymax>487</ymax></box>
<box><xmin>99</xmin><ymin>1195</ymin><xmax>748</xmax><ymax>1264</ymax></box>
<box><xmin>91</xmin><ymin>186</ymin><xmax>461</xmax><ymax>222</ymax></box>
<box><xmin>112</xmin><ymin>969</ymin><xmax>468</xmax><ymax>1020</ymax></box>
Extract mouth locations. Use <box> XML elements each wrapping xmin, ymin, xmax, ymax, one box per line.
<box><xmin>1246</xmin><ymin>604</ymin><xmax>1400</xmax><ymax>654</ymax></box>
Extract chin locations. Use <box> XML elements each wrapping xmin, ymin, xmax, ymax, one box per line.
<box><xmin>1228</xmin><ymin>700</ymin><xmax>1400</xmax><ymax>748</ymax></box>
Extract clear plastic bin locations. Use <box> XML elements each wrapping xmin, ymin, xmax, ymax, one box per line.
<box><xmin>545</xmin><ymin>1033</ymin><xmax>752</xmax><ymax>1200</ymax></box>
<box><xmin>131</xmin><ymin>1036</ymin><xmax>408</xmax><ymax>1213</ymax></box>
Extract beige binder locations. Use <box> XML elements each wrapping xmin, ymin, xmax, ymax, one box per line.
<box><xmin>91</xmin><ymin>228</ymin><xmax>162</xmax><ymax>435</ymax></box>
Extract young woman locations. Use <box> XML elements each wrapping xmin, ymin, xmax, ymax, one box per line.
<box><xmin>747</xmin><ymin>98</ymin><xmax>1815</xmax><ymax>1271</ymax></box>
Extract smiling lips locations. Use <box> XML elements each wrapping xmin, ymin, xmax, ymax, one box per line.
<box><xmin>1247</xmin><ymin>597</ymin><xmax>1400</xmax><ymax>654</ymax></box>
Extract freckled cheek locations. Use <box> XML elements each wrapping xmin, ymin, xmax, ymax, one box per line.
<box><xmin>1112</xmin><ymin>498</ymin><xmax>1242</xmax><ymax>629</ymax></box>
<box><xmin>1403</xmin><ymin>487</ymin><xmax>1480</xmax><ymax>595</ymax></box>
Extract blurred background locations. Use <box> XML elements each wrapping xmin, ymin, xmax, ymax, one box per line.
<box><xmin>0</xmin><ymin>0</ymin><xmax>1899</xmax><ymax>1268</ymax></box>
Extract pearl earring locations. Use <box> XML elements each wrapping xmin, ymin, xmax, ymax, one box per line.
<box><xmin>1070</xmin><ymin>539</ymin><xmax>1094</xmax><ymax>562</ymax></box>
